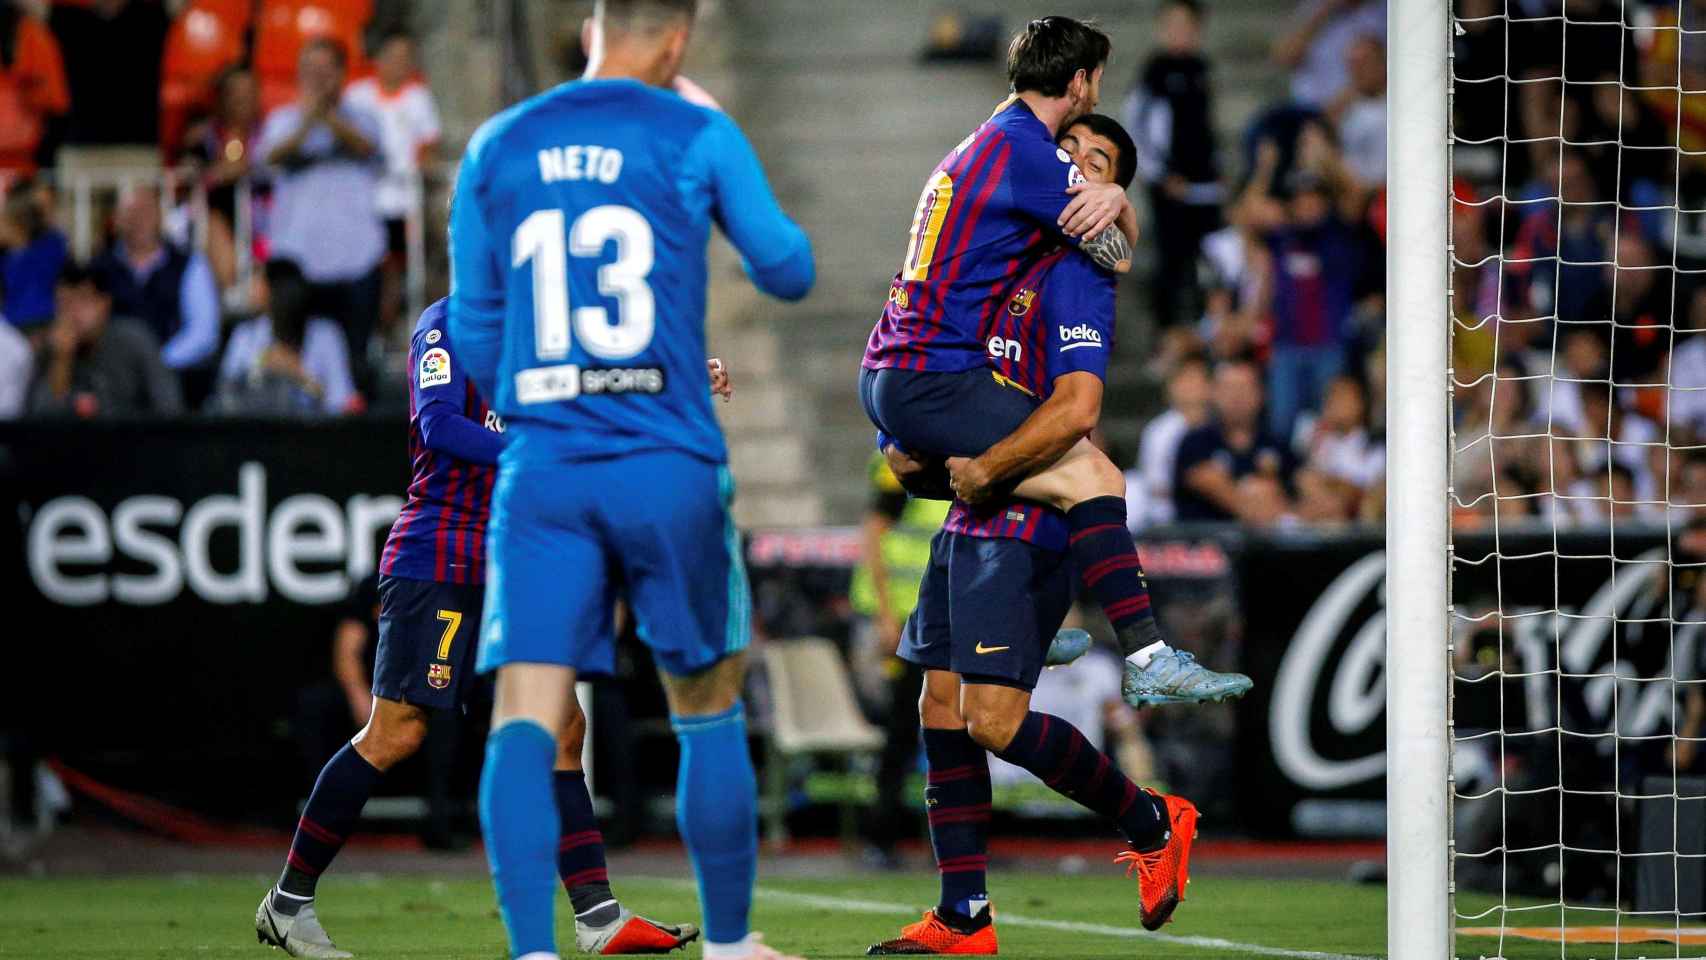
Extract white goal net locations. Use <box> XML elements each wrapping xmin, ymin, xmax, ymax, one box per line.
<box><xmin>1445</xmin><ymin>0</ymin><xmax>1706</xmax><ymax>956</ymax></box>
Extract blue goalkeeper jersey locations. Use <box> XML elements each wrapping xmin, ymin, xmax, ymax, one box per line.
<box><xmin>449</xmin><ymin>77</ymin><xmax>814</xmax><ymax>464</ymax></box>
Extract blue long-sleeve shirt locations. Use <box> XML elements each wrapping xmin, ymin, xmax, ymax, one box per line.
<box><xmin>449</xmin><ymin>77</ymin><xmax>813</xmax><ymax>464</ymax></box>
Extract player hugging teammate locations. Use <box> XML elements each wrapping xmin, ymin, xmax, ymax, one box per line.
<box><xmin>859</xmin><ymin>16</ymin><xmax>1253</xmax><ymax>954</ymax></box>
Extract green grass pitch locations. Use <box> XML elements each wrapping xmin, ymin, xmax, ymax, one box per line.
<box><xmin>0</xmin><ymin>869</ymin><xmax>1653</xmax><ymax>959</ymax></box>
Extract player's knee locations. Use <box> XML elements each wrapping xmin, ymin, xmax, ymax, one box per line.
<box><xmin>357</xmin><ymin>711</ymin><xmax>428</xmax><ymax>769</ymax></box>
<box><xmin>1060</xmin><ymin>450</ymin><xmax>1124</xmax><ymax>506</ymax></box>
<box><xmin>962</xmin><ymin>701</ymin><xmax>1022</xmax><ymax>752</ymax></box>
<box><xmin>919</xmin><ymin>688</ymin><xmax>960</xmax><ymax>729</ymax></box>
<box><xmin>661</xmin><ymin>652</ymin><xmax>746</xmax><ymax>718</ymax></box>
<box><xmin>556</xmin><ymin>707</ymin><xmax>586</xmax><ymax>769</ymax></box>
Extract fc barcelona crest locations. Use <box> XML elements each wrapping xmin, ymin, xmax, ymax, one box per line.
<box><xmin>427</xmin><ymin>663</ymin><xmax>452</xmax><ymax>690</ymax></box>
<box><xmin>1008</xmin><ymin>289</ymin><xmax>1036</xmax><ymax>317</ymax></box>
<box><xmin>888</xmin><ymin>284</ymin><xmax>910</xmax><ymax>310</ymax></box>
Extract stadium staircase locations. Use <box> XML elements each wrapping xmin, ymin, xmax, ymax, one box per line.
<box><xmin>453</xmin><ymin>0</ymin><xmax>1287</xmax><ymax>528</ymax></box>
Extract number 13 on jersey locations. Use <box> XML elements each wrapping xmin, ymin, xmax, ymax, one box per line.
<box><xmin>512</xmin><ymin>204</ymin><xmax>658</xmax><ymax>361</ymax></box>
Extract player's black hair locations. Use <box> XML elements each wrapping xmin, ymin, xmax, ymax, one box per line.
<box><xmin>264</xmin><ymin>258</ymin><xmax>312</xmax><ymax>352</ymax></box>
<box><xmin>1065</xmin><ymin>112</ymin><xmax>1139</xmax><ymax>190</ymax></box>
<box><xmin>2</xmin><ymin>179</ymin><xmax>43</xmax><ymax>241</ymax></box>
<box><xmin>1160</xmin><ymin>0</ymin><xmax>1204</xmax><ymax>19</ymax></box>
<box><xmin>57</xmin><ymin>260</ymin><xmax>112</xmax><ymax>296</ymax></box>
<box><xmin>1006</xmin><ymin>16</ymin><xmax>1111</xmax><ymax>98</ymax></box>
<box><xmin>597</xmin><ymin>0</ymin><xmax>697</xmax><ymax>32</ymax></box>
<box><xmin>301</xmin><ymin>35</ymin><xmax>349</xmax><ymax>70</ymax></box>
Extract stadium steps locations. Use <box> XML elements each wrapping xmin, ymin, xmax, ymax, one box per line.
<box><xmin>474</xmin><ymin>0</ymin><xmax>1289</xmax><ymax>526</ymax></box>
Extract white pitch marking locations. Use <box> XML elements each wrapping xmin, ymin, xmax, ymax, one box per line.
<box><xmin>659</xmin><ymin>880</ymin><xmax>1377</xmax><ymax>960</ymax></box>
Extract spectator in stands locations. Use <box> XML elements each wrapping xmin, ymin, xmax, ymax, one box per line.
<box><xmin>1541</xmin><ymin>327</ymin><xmax>1610</xmax><ymax>436</ymax></box>
<box><xmin>1669</xmin><ymin>287</ymin><xmax>1706</xmax><ymax>445</ymax></box>
<box><xmin>1125</xmin><ymin>0</ymin><xmax>1221</xmax><ymax>328</ymax></box>
<box><xmin>1563</xmin><ymin>386</ymin><xmax>1664</xmax><ymax>522</ymax></box>
<box><xmin>344</xmin><ymin>29</ymin><xmax>440</xmax><ymax>331</ymax></box>
<box><xmin>47</xmin><ymin>0</ymin><xmax>167</xmax><ymax>166</ymax></box>
<box><xmin>93</xmin><ymin>185</ymin><xmax>219</xmax><ymax>398</ymax></box>
<box><xmin>258</xmin><ymin>37</ymin><xmax>384</xmax><ymax>394</ymax></box>
<box><xmin>1270</xmin><ymin>0</ymin><xmax>1385</xmax><ymax>110</ymax></box>
<box><xmin>1234</xmin><ymin>139</ymin><xmax>1362</xmax><ymax>445</ymax></box>
<box><xmin>1294</xmin><ymin>375</ymin><xmax>1383</xmax><ymax>523</ymax></box>
<box><xmin>27</xmin><ymin>260</ymin><xmax>181</xmax><ymax>417</ymax></box>
<box><xmin>183</xmin><ymin>65</ymin><xmax>266</xmax><ymax>295</ymax></box>
<box><xmin>1130</xmin><ymin>352</ymin><xmax>1212</xmax><ymax>530</ymax></box>
<box><xmin>1593</xmin><ymin>230</ymin><xmax>1674</xmax><ymax>386</ymax></box>
<box><xmin>1507</xmin><ymin>153</ymin><xmax>1612</xmax><ymax>328</ymax></box>
<box><xmin>0</xmin><ymin>313</ymin><xmax>28</xmax><ymax>417</ymax></box>
<box><xmin>1173</xmin><ymin>358</ymin><xmax>1296</xmax><ymax>525</ymax></box>
<box><xmin>0</xmin><ymin>2</ymin><xmax>67</xmax><ymax>176</ymax></box>
<box><xmin>1331</xmin><ymin>36</ymin><xmax>1385</xmax><ymax>192</ymax></box>
<box><xmin>0</xmin><ymin>178</ymin><xmax>63</xmax><ymax>329</ymax></box>
<box><xmin>215</xmin><ymin>258</ymin><xmax>355</xmax><ymax>416</ymax></box>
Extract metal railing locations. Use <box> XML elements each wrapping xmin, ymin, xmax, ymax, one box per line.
<box><xmin>40</xmin><ymin>164</ymin><xmax>438</xmax><ymax>323</ymax></box>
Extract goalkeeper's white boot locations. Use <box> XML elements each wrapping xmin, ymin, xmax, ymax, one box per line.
<box><xmin>255</xmin><ymin>889</ymin><xmax>353</xmax><ymax>958</ymax></box>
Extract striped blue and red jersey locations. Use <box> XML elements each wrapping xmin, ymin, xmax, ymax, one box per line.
<box><xmin>862</xmin><ymin>98</ymin><xmax>1098</xmax><ymax>373</ymax></box>
<box><xmin>943</xmin><ymin>249</ymin><xmax>1117</xmax><ymax>551</ymax></box>
<box><xmin>379</xmin><ymin>300</ymin><xmax>506</xmax><ymax>585</ymax></box>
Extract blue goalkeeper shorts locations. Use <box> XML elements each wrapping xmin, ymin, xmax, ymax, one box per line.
<box><xmin>476</xmin><ymin>448</ymin><xmax>751</xmax><ymax>679</ymax></box>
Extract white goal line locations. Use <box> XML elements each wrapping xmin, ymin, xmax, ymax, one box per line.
<box><xmin>718</xmin><ymin>881</ymin><xmax>1379</xmax><ymax>960</ymax></box>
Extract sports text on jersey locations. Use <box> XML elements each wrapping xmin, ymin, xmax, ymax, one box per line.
<box><xmin>538</xmin><ymin>145</ymin><xmax>624</xmax><ymax>184</ymax></box>
<box><xmin>514</xmin><ymin>364</ymin><xmax>666</xmax><ymax>404</ymax></box>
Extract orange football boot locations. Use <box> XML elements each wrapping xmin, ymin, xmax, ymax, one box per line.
<box><xmin>1114</xmin><ymin>790</ymin><xmax>1199</xmax><ymax>931</ymax></box>
<box><xmin>866</xmin><ymin>909</ymin><xmax>998</xmax><ymax>955</ymax></box>
<box><xmin>578</xmin><ymin>910</ymin><xmax>699</xmax><ymax>955</ymax></box>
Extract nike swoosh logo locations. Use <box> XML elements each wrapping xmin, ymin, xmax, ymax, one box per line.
<box><xmin>974</xmin><ymin>642</ymin><xmax>1010</xmax><ymax>654</ymax></box>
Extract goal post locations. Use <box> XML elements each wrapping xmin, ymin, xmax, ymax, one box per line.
<box><xmin>1387</xmin><ymin>0</ymin><xmax>1453</xmax><ymax>957</ymax></box>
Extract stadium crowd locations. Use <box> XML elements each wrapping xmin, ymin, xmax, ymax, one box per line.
<box><xmin>0</xmin><ymin>0</ymin><xmax>437</xmax><ymax>418</ymax></box>
<box><xmin>1121</xmin><ymin>0</ymin><xmax>1705</xmax><ymax>534</ymax></box>
<box><xmin>9</xmin><ymin>0</ymin><xmax>1700</xmax><ymax>536</ymax></box>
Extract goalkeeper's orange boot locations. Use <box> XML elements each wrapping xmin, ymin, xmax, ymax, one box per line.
<box><xmin>1114</xmin><ymin>790</ymin><xmax>1199</xmax><ymax>931</ymax></box>
<box><xmin>865</xmin><ymin>909</ymin><xmax>998</xmax><ymax>955</ymax></box>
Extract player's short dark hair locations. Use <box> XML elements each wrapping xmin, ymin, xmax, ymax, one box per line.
<box><xmin>597</xmin><ymin>0</ymin><xmax>697</xmax><ymax>33</ymax></box>
<box><xmin>1161</xmin><ymin>0</ymin><xmax>1204</xmax><ymax>19</ymax></box>
<box><xmin>301</xmin><ymin>35</ymin><xmax>348</xmax><ymax>69</ymax></box>
<box><xmin>1065</xmin><ymin>113</ymin><xmax>1138</xmax><ymax>190</ymax></box>
<box><xmin>265</xmin><ymin>258</ymin><xmax>312</xmax><ymax>350</ymax></box>
<box><xmin>57</xmin><ymin>260</ymin><xmax>111</xmax><ymax>295</ymax></box>
<box><xmin>1006</xmin><ymin>16</ymin><xmax>1111</xmax><ymax>97</ymax></box>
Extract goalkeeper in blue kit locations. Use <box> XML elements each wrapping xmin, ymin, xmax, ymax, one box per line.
<box><xmin>447</xmin><ymin>1</ymin><xmax>814</xmax><ymax>959</ymax></box>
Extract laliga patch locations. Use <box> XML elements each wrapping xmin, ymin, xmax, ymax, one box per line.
<box><xmin>424</xmin><ymin>328</ymin><xmax>442</xmax><ymax>344</ymax></box>
<box><xmin>427</xmin><ymin>663</ymin><xmax>452</xmax><ymax>690</ymax></box>
<box><xmin>419</xmin><ymin>347</ymin><xmax>452</xmax><ymax>388</ymax></box>
<box><xmin>1067</xmin><ymin>163</ymin><xmax>1086</xmax><ymax>188</ymax></box>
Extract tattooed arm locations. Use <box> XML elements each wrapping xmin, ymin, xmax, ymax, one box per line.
<box><xmin>1080</xmin><ymin>219</ymin><xmax>1134</xmax><ymax>273</ymax></box>
<box><xmin>1059</xmin><ymin>181</ymin><xmax>1137</xmax><ymax>273</ymax></box>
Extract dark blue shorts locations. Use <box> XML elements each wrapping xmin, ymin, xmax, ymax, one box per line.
<box><xmin>374</xmin><ymin>575</ymin><xmax>485</xmax><ymax>710</ymax></box>
<box><xmin>899</xmin><ymin>529</ymin><xmax>1074</xmax><ymax>691</ymax></box>
<box><xmin>859</xmin><ymin>366</ymin><xmax>1040</xmax><ymax>458</ymax></box>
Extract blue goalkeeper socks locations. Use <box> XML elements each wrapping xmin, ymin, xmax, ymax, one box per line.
<box><xmin>480</xmin><ymin>719</ymin><xmax>560</xmax><ymax>959</ymax></box>
<box><xmin>672</xmin><ymin>702</ymin><xmax>758</xmax><ymax>950</ymax></box>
